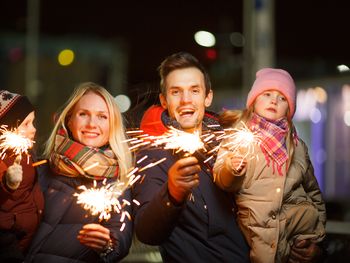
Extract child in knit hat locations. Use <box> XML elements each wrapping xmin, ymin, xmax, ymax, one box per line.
<box><xmin>0</xmin><ymin>90</ymin><xmax>44</xmax><ymax>262</ymax></box>
<box><xmin>213</xmin><ymin>68</ymin><xmax>326</xmax><ymax>262</ymax></box>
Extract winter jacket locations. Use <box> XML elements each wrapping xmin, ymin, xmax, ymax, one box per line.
<box><xmin>25</xmin><ymin>170</ymin><xmax>132</xmax><ymax>263</ymax></box>
<box><xmin>214</xmin><ymin>136</ymin><xmax>326</xmax><ymax>263</ymax></box>
<box><xmin>132</xmin><ymin>106</ymin><xmax>250</xmax><ymax>262</ymax></box>
<box><xmin>0</xmin><ymin>152</ymin><xmax>44</xmax><ymax>261</ymax></box>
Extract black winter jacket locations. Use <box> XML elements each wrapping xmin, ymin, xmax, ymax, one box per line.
<box><xmin>133</xmin><ymin>109</ymin><xmax>250</xmax><ymax>262</ymax></box>
<box><xmin>25</xmin><ymin>171</ymin><xmax>132</xmax><ymax>263</ymax></box>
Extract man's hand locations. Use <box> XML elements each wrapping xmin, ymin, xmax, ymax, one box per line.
<box><xmin>168</xmin><ymin>156</ymin><xmax>201</xmax><ymax>204</ymax></box>
<box><xmin>289</xmin><ymin>239</ymin><xmax>323</xmax><ymax>263</ymax></box>
<box><xmin>5</xmin><ymin>157</ymin><xmax>23</xmax><ymax>190</ymax></box>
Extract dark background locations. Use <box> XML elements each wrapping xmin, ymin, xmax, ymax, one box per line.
<box><xmin>1</xmin><ymin>0</ymin><xmax>350</xmax><ymax>84</ymax></box>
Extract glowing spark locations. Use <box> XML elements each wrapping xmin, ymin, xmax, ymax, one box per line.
<box><xmin>32</xmin><ymin>159</ymin><xmax>48</xmax><ymax>167</ymax></box>
<box><xmin>136</xmin><ymin>155</ymin><xmax>148</xmax><ymax>164</ymax></box>
<box><xmin>220</xmin><ymin>122</ymin><xmax>262</xmax><ymax>162</ymax></box>
<box><xmin>153</xmin><ymin>127</ymin><xmax>205</xmax><ymax>155</ymax></box>
<box><xmin>0</xmin><ymin>126</ymin><xmax>34</xmax><ymax>160</ymax></box>
<box><xmin>138</xmin><ymin>157</ymin><xmax>166</xmax><ymax>172</ymax></box>
<box><xmin>83</xmin><ymin>162</ymin><xmax>99</xmax><ymax>172</ymax></box>
<box><xmin>74</xmin><ymin>182</ymin><xmax>118</xmax><ymax>221</ymax></box>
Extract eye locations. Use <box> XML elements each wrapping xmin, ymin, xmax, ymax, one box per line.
<box><xmin>192</xmin><ymin>88</ymin><xmax>200</xmax><ymax>94</ymax></box>
<box><xmin>170</xmin><ymin>89</ymin><xmax>180</xmax><ymax>96</ymax></box>
<box><xmin>263</xmin><ymin>92</ymin><xmax>271</xmax><ymax>97</ymax></box>
<box><xmin>98</xmin><ymin>114</ymin><xmax>108</xmax><ymax>120</ymax></box>
<box><xmin>278</xmin><ymin>96</ymin><xmax>287</xmax><ymax>101</ymax></box>
<box><xmin>78</xmin><ymin>112</ymin><xmax>87</xmax><ymax>117</ymax></box>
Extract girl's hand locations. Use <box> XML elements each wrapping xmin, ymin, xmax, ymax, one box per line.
<box><xmin>225</xmin><ymin>153</ymin><xmax>247</xmax><ymax>175</ymax></box>
<box><xmin>77</xmin><ymin>223</ymin><xmax>113</xmax><ymax>253</ymax></box>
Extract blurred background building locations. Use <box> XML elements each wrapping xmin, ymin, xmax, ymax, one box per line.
<box><xmin>1</xmin><ymin>0</ymin><xmax>349</xmax><ymax>261</ymax></box>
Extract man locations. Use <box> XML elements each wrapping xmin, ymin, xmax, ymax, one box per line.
<box><xmin>133</xmin><ymin>52</ymin><xmax>322</xmax><ymax>262</ymax></box>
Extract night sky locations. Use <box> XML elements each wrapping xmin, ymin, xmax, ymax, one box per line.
<box><xmin>1</xmin><ymin>0</ymin><xmax>350</xmax><ymax>84</ymax></box>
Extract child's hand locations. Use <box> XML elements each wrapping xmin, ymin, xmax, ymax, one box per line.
<box><xmin>224</xmin><ymin>152</ymin><xmax>247</xmax><ymax>176</ymax></box>
<box><xmin>6</xmin><ymin>157</ymin><xmax>23</xmax><ymax>190</ymax></box>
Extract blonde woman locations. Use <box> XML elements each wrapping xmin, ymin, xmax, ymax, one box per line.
<box><xmin>26</xmin><ymin>82</ymin><xmax>134</xmax><ymax>262</ymax></box>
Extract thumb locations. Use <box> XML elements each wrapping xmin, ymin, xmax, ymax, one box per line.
<box><xmin>14</xmin><ymin>155</ymin><xmax>22</xmax><ymax>165</ymax></box>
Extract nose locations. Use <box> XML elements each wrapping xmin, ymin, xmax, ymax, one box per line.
<box><xmin>180</xmin><ymin>90</ymin><xmax>192</xmax><ymax>104</ymax></box>
<box><xmin>270</xmin><ymin>95</ymin><xmax>278</xmax><ymax>105</ymax></box>
<box><xmin>87</xmin><ymin>116</ymin><xmax>97</xmax><ymax>127</ymax></box>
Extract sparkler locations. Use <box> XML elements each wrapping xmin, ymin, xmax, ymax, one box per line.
<box><xmin>217</xmin><ymin>122</ymin><xmax>262</xmax><ymax>167</ymax></box>
<box><xmin>74</xmin><ymin>166</ymin><xmax>142</xmax><ymax>229</ymax></box>
<box><xmin>152</xmin><ymin>127</ymin><xmax>205</xmax><ymax>155</ymax></box>
<box><xmin>0</xmin><ymin>125</ymin><xmax>34</xmax><ymax>162</ymax></box>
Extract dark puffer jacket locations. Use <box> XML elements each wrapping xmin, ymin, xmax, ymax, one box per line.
<box><xmin>25</xmin><ymin>171</ymin><xmax>132</xmax><ymax>263</ymax></box>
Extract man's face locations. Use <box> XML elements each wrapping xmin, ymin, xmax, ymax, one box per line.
<box><xmin>159</xmin><ymin>67</ymin><xmax>213</xmax><ymax>133</ymax></box>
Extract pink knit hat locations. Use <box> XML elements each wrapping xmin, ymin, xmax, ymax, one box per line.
<box><xmin>246</xmin><ymin>68</ymin><xmax>296</xmax><ymax>119</ymax></box>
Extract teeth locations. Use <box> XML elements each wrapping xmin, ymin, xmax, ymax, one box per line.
<box><xmin>180</xmin><ymin>110</ymin><xmax>194</xmax><ymax>116</ymax></box>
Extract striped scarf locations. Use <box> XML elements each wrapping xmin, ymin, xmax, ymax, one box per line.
<box><xmin>50</xmin><ymin>127</ymin><xmax>118</xmax><ymax>180</ymax></box>
<box><xmin>249</xmin><ymin>113</ymin><xmax>289</xmax><ymax>176</ymax></box>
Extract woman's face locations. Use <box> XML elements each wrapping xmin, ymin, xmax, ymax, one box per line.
<box><xmin>68</xmin><ymin>92</ymin><xmax>110</xmax><ymax>148</ymax></box>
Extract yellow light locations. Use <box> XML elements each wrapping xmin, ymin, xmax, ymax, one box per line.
<box><xmin>58</xmin><ymin>49</ymin><xmax>74</xmax><ymax>66</ymax></box>
<box><xmin>314</xmin><ymin>87</ymin><xmax>327</xmax><ymax>103</ymax></box>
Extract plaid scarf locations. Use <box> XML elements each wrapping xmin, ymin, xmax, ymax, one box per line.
<box><xmin>249</xmin><ymin>113</ymin><xmax>289</xmax><ymax>176</ymax></box>
<box><xmin>50</xmin><ymin>127</ymin><xmax>118</xmax><ymax>180</ymax></box>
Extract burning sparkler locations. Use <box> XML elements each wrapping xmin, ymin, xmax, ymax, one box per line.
<box><xmin>0</xmin><ymin>125</ymin><xmax>34</xmax><ymax>162</ymax></box>
<box><xmin>74</xmin><ymin>166</ymin><xmax>142</xmax><ymax>228</ymax></box>
<box><xmin>152</xmin><ymin>127</ymin><xmax>206</xmax><ymax>155</ymax></box>
<box><xmin>217</xmin><ymin>122</ymin><xmax>262</xmax><ymax>166</ymax></box>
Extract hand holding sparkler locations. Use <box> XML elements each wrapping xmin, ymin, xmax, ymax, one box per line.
<box><xmin>224</xmin><ymin>152</ymin><xmax>247</xmax><ymax>176</ymax></box>
<box><xmin>5</xmin><ymin>155</ymin><xmax>23</xmax><ymax>190</ymax></box>
<box><xmin>168</xmin><ymin>156</ymin><xmax>201</xmax><ymax>204</ymax></box>
<box><xmin>77</xmin><ymin>223</ymin><xmax>113</xmax><ymax>253</ymax></box>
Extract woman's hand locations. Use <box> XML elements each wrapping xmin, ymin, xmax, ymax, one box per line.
<box><xmin>77</xmin><ymin>223</ymin><xmax>113</xmax><ymax>253</ymax></box>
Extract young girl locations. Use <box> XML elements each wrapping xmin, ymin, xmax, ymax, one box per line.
<box><xmin>0</xmin><ymin>90</ymin><xmax>44</xmax><ymax>262</ymax></box>
<box><xmin>213</xmin><ymin>68</ymin><xmax>326</xmax><ymax>263</ymax></box>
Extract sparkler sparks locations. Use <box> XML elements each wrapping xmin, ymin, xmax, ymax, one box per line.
<box><xmin>74</xmin><ymin>180</ymin><xmax>119</xmax><ymax>221</ymax></box>
<box><xmin>74</xmin><ymin>166</ymin><xmax>142</xmax><ymax>228</ymax></box>
<box><xmin>152</xmin><ymin>127</ymin><xmax>205</xmax><ymax>155</ymax></box>
<box><xmin>218</xmin><ymin>122</ymin><xmax>262</xmax><ymax>163</ymax></box>
<box><xmin>0</xmin><ymin>125</ymin><xmax>34</xmax><ymax>161</ymax></box>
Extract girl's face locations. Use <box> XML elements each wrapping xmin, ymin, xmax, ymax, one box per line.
<box><xmin>253</xmin><ymin>90</ymin><xmax>289</xmax><ymax>120</ymax></box>
<box><xmin>68</xmin><ymin>92</ymin><xmax>110</xmax><ymax>148</ymax></box>
<box><xmin>18</xmin><ymin>111</ymin><xmax>36</xmax><ymax>141</ymax></box>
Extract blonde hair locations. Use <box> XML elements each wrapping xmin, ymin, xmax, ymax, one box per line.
<box><xmin>44</xmin><ymin>82</ymin><xmax>133</xmax><ymax>182</ymax></box>
<box><xmin>219</xmin><ymin>105</ymin><xmax>295</xmax><ymax>165</ymax></box>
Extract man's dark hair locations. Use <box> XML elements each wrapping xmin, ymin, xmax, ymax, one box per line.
<box><xmin>158</xmin><ymin>52</ymin><xmax>212</xmax><ymax>96</ymax></box>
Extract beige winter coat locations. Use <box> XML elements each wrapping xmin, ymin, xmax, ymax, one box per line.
<box><xmin>214</xmin><ymin>137</ymin><xmax>326</xmax><ymax>263</ymax></box>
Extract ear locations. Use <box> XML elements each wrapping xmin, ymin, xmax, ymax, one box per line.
<box><xmin>204</xmin><ymin>89</ymin><xmax>213</xmax><ymax>107</ymax></box>
<box><xmin>159</xmin><ymin>94</ymin><xmax>168</xmax><ymax>109</ymax></box>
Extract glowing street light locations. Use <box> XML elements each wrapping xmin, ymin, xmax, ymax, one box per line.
<box><xmin>194</xmin><ymin>31</ymin><xmax>216</xmax><ymax>47</ymax></box>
